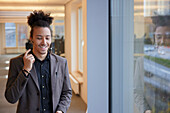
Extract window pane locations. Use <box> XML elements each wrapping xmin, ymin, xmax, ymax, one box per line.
<box><xmin>134</xmin><ymin>0</ymin><xmax>170</xmax><ymax>113</ymax></box>
<box><xmin>78</xmin><ymin>7</ymin><xmax>83</xmax><ymax>72</ymax></box>
<box><xmin>5</xmin><ymin>23</ymin><xmax>16</xmax><ymax>47</ymax></box>
<box><xmin>55</xmin><ymin>20</ymin><xmax>64</xmax><ymax>23</ymax></box>
<box><xmin>17</xmin><ymin>24</ymin><xmax>28</xmax><ymax>47</ymax></box>
<box><xmin>55</xmin><ymin>25</ymin><xmax>64</xmax><ymax>37</ymax></box>
<box><xmin>54</xmin><ymin>24</ymin><xmax>65</xmax><ymax>55</ymax></box>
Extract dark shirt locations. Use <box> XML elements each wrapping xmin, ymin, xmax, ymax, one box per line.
<box><xmin>32</xmin><ymin>51</ymin><xmax>53</xmax><ymax>113</ymax></box>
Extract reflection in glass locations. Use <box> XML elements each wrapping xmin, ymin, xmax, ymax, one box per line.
<box><xmin>134</xmin><ymin>0</ymin><xmax>170</xmax><ymax>113</ymax></box>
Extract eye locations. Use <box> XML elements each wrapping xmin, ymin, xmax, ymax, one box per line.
<box><xmin>37</xmin><ymin>37</ymin><xmax>42</xmax><ymax>40</ymax></box>
<box><xmin>46</xmin><ymin>36</ymin><xmax>50</xmax><ymax>40</ymax></box>
<box><xmin>36</xmin><ymin>36</ymin><xmax>42</xmax><ymax>40</ymax></box>
<box><xmin>166</xmin><ymin>35</ymin><xmax>170</xmax><ymax>39</ymax></box>
<box><xmin>156</xmin><ymin>35</ymin><xmax>162</xmax><ymax>40</ymax></box>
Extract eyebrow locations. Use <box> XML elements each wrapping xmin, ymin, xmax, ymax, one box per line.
<box><xmin>155</xmin><ymin>34</ymin><xmax>162</xmax><ymax>35</ymax></box>
<box><xmin>36</xmin><ymin>35</ymin><xmax>51</xmax><ymax>37</ymax></box>
<box><xmin>165</xmin><ymin>32</ymin><xmax>170</xmax><ymax>35</ymax></box>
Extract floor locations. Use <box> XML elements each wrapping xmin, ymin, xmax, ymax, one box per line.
<box><xmin>0</xmin><ymin>54</ymin><xmax>87</xmax><ymax>113</ymax></box>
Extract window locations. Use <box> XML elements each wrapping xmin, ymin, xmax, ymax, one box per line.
<box><xmin>5</xmin><ymin>23</ymin><xmax>28</xmax><ymax>48</ymax></box>
<box><xmin>17</xmin><ymin>24</ymin><xmax>28</xmax><ymax>47</ymax></box>
<box><xmin>54</xmin><ymin>20</ymin><xmax>64</xmax><ymax>38</ymax></box>
<box><xmin>55</xmin><ymin>25</ymin><xmax>64</xmax><ymax>38</ymax></box>
<box><xmin>134</xmin><ymin>0</ymin><xmax>170</xmax><ymax>113</ymax></box>
<box><xmin>52</xmin><ymin>20</ymin><xmax>65</xmax><ymax>55</ymax></box>
<box><xmin>5</xmin><ymin>23</ymin><xmax>16</xmax><ymax>47</ymax></box>
<box><xmin>78</xmin><ymin>7</ymin><xmax>83</xmax><ymax>72</ymax></box>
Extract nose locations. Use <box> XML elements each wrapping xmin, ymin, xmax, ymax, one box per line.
<box><xmin>41</xmin><ymin>37</ymin><xmax>46</xmax><ymax>45</ymax></box>
<box><xmin>160</xmin><ymin>36</ymin><xmax>165</xmax><ymax>45</ymax></box>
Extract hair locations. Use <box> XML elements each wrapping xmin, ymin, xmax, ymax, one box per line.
<box><xmin>151</xmin><ymin>15</ymin><xmax>170</xmax><ymax>28</ymax></box>
<box><xmin>27</xmin><ymin>10</ymin><xmax>54</xmax><ymax>38</ymax></box>
<box><xmin>151</xmin><ymin>15</ymin><xmax>170</xmax><ymax>44</ymax></box>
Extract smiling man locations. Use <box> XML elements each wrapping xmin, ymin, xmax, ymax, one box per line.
<box><xmin>5</xmin><ymin>11</ymin><xmax>72</xmax><ymax>113</ymax></box>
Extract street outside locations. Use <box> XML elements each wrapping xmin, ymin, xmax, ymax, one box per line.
<box><xmin>144</xmin><ymin>44</ymin><xmax>170</xmax><ymax>112</ymax></box>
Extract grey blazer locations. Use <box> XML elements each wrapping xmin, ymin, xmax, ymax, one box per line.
<box><xmin>134</xmin><ymin>57</ymin><xmax>150</xmax><ymax>113</ymax></box>
<box><xmin>5</xmin><ymin>53</ymin><xmax>72</xmax><ymax>113</ymax></box>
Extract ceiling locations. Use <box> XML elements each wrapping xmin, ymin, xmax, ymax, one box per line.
<box><xmin>0</xmin><ymin>0</ymin><xmax>71</xmax><ymax>23</ymax></box>
<box><xmin>134</xmin><ymin>0</ymin><xmax>170</xmax><ymax>17</ymax></box>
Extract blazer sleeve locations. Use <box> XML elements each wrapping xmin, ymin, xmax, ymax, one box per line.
<box><xmin>5</xmin><ymin>58</ymin><xmax>29</xmax><ymax>104</ymax></box>
<box><xmin>57</xmin><ymin>59</ymin><xmax>72</xmax><ymax>113</ymax></box>
<box><xmin>134</xmin><ymin>57</ymin><xmax>151</xmax><ymax>113</ymax></box>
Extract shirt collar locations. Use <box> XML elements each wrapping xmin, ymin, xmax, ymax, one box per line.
<box><xmin>31</xmin><ymin>50</ymin><xmax>50</xmax><ymax>62</ymax></box>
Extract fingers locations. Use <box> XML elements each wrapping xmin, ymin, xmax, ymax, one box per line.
<box><xmin>26</xmin><ymin>54</ymin><xmax>35</xmax><ymax>63</ymax></box>
<box><xmin>23</xmin><ymin>49</ymin><xmax>35</xmax><ymax>72</ymax></box>
<box><xmin>26</xmin><ymin>54</ymin><xmax>34</xmax><ymax>59</ymax></box>
<box><xmin>23</xmin><ymin>50</ymin><xmax>35</xmax><ymax>63</ymax></box>
<box><xmin>145</xmin><ymin>110</ymin><xmax>152</xmax><ymax>113</ymax></box>
<box><xmin>24</xmin><ymin>49</ymin><xmax>31</xmax><ymax>57</ymax></box>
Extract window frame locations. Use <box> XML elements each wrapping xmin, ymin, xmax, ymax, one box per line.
<box><xmin>5</xmin><ymin>23</ymin><xmax>29</xmax><ymax>48</ymax></box>
<box><xmin>110</xmin><ymin>0</ymin><xmax>134</xmax><ymax>113</ymax></box>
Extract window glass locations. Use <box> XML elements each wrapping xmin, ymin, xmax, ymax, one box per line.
<box><xmin>5</xmin><ymin>23</ymin><xmax>16</xmax><ymax>47</ymax></box>
<box><xmin>53</xmin><ymin>22</ymin><xmax>65</xmax><ymax>55</ymax></box>
<box><xmin>78</xmin><ymin>7</ymin><xmax>83</xmax><ymax>72</ymax></box>
<box><xmin>55</xmin><ymin>25</ymin><xmax>64</xmax><ymax>38</ymax></box>
<box><xmin>55</xmin><ymin>20</ymin><xmax>64</xmax><ymax>23</ymax></box>
<box><xmin>134</xmin><ymin>0</ymin><xmax>170</xmax><ymax>113</ymax></box>
<box><xmin>17</xmin><ymin>24</ymin><xmax>28</xmax><ymax>47</ymax></box>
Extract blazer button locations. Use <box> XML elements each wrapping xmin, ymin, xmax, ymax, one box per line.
<box><xmin>36</xmin><ymin>108</ymin><xmax>39</xmax><ymax>111</ymax></box>
<box><xmin>37</xmin><ymin>92</ymin><xmax>39</xmax><ymax>95</ymax></box>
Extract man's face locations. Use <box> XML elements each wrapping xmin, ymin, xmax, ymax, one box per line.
<box><xmin>31</xmin><ymin>27</ymin><xmax>51</xmax><ymax>55</ymax></box>
<box><xmin>155</xmin><ymin>26</ymin><xmax>170</xmax><ymax>46</ymax></box>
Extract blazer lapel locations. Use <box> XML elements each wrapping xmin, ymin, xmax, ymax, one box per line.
<box><xmin>50</xmin><ymin>54</ymin><xmax>58</xmax><ymax>91</ymax></box>
<box><xmin>50</xmin><ymin>54</ymin><xmax>59</xmax><ymax>112</ymax></box>
<box><xmin>30</xmin><ymin>65</ymin><xmax>40</xmax><ymax>91</ymax></box>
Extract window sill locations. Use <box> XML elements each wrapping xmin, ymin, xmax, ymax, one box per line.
<box><xmin>71</xmin><ymin>71</ymin><xmax>83</xmax><ymax>84</ymax></box>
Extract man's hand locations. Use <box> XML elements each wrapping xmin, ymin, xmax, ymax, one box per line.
<box><xmin>23</xmin><ymin>49</ymin><xmax>35</xmax><ymax>75</ymax></box>
<box><xmin>145</xmin><ymin>110</ymin><xmax>152</xmax><ymax>113</ymax></box>
<box><xmin>56</xmin><ymin>111</ymin><xmax>63</xmax><ymax>113</ymax></box>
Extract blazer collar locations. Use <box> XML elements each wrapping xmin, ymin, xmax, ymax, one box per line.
<box><xmin>50</xmin><ymin>54</ymin><xmax>59</xmax><ymax>93</ymax></box>
<box><xmin>29</xmin><ymin>53</ymin><xmax>59</xmax><ymax>92</ymax></box>
<box><xmin>30</xmin><ymin>65</ymin><xmax>40</xmax><ymax>91</ymax></box>
<box><xmin>50</xmin><ymin>54</ymin><xmax>59</xmax><ymax>74</ymax></box>
<box><xmin>50</xmin><ymin>54</ymin><xmax>58</xmax><ymax>74</ymax></box>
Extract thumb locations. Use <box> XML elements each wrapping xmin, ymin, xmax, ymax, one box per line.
<box><xmin>24</xmin><ymin>49</ymin><xmax>31</xmax><ymax>57</ymax></box>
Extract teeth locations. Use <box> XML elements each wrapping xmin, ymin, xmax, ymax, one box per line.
<box><xmin>39</xmin><ymin>46</ymin><xmax>47</xmax><ymax>48</ymax></box>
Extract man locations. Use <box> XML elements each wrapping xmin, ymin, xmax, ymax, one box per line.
<box><xmin>148</xmin><ymin>15</ymin><xmax>170</xmax><ymax>112</ymax></box>
<box><xmin>5</xmin><ymin>11</ymin><xmax>72</xmax><ymax>113</ymax></box>
<box><xmin>153</xmin><ymin>18</ymin><xmax>170</xmax><ymax>55</ymax></box>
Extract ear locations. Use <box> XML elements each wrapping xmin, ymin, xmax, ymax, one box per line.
<box><xmin>30</xmin><ymin>37</ymin><xmax>34</xmax><ymax>43</ymax></box>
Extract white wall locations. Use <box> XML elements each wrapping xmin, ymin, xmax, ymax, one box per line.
<box><xmin>65</xmin><ymin>2</ymin><xmax>72</xmax><ymax>71</ymax></box>
<box><xmin>110</xmin><ymin>0</ymin><xmax>134</xmax><ymax>113</ymax></box>
<box><xmin>87</xmin><ymin>0</ymin><xmax>109</xmax><ymax>112</ymax></box>
<box><xmin>0</xmin><ymin>23</ymin><xmax>5</xmax><ymax>55</ymax></box>
<box><xmin>82</xmin><ymin>0</ymin><xmax>87</xmax><ymax>105</ymax></box>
